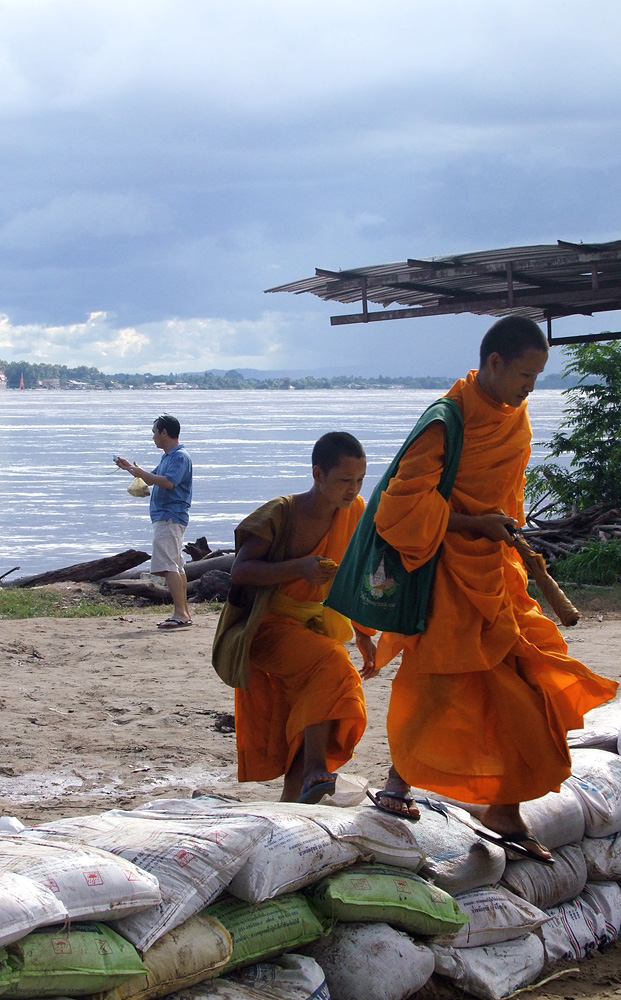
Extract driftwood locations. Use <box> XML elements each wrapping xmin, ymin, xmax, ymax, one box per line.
<box><xmin>522</xmin><ymin>504</ymin><xmax>621</xmax><ymax>565</ymax></box>
<box><xmin>109</xmin><ymin>550</ymin><xmax>234</xmax><ymax>582</ymax></box>
<box><xmin>99</xmin><ymin>578</ymin><xmax>171</xmax><ymax>603</ymax></box>
<box><xmin>5</xmin><ymin>550</ymin><xmax>150</xmax><ymax>589</ymax></box>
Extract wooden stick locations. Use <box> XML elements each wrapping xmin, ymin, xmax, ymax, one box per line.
<box><xmin>513</xmin><ymin>535</ymin><xmax>580</xmax><ymax>627</ymax></box>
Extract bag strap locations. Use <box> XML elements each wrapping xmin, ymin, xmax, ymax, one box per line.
<box><xmin>365</xmin><ymin>396</ymin><xmax>464</xmax><ymax>519</ymax></box>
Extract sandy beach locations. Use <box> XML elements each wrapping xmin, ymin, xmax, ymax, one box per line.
<box><xmin>1</xmin><ymin>590</ymin><xmax>621</xmax><ymax>997</ymax></box>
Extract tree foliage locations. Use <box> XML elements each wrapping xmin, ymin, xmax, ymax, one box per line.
<box><xmin>526</xmin><ymin>341</ymin><xmax>621</xmax><ymax>515</ymax></box>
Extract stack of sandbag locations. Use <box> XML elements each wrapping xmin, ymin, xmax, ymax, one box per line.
<box><xmin>0</xmin><ymin>832</ymin><xmax>163</xmax><ymax>997</ymax></box>
<box><xmin>539</xmin><ymin>746</ymin><xmax>621</xmax><ymax>963</ymax></box>
<box><xmin>422</xmin><ymin>782</ymin><xmax>590</xmax><ymax>999</ymax></box>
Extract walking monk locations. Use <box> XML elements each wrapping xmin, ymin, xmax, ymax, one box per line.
<box><xmin>212</xmin><ymin>432</ymin><xmax>377</xmax><ymax>804</ymax></box>
<box><xmin>369</xmin><ymin>316</ymin><xmax>617</xmax><ymax>863</ymax></box>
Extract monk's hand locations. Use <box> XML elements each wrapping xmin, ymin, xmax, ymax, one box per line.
<box><xmin>476</xmin><ymin>512</ymin><xmax>518</xmax><ymax>544</ymax></box>
<box><xmin>355</xmin><ymin>630</ymin><xmax>379</xmax><ymax>679</ymax></box>
<box><xmin>300</xmin><ymin>554</ymin><xmax>338</xmax><ymax>584</ymax></box>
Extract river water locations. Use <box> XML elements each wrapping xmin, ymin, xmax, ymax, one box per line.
<box><xmin>1</xmin><ymin>388</ymin><xmax>567</xmax><ymax>577</ymax></box>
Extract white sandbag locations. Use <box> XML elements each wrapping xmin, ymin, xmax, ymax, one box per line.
<box><xmin>88</xmin><ymin>911</ymin><xmax>232</xmax><ymax>1000</ymax></box>
<box><xmin>413</xmin><ymin>784</ymin><xmax>585</xmax><ymax>852</ymax></box>
<box><xmin>0</xmin><ymin>834</ymin><xmax>160</xmax><ymax>922</ymax></box>
<box><xmin>165</xmin><ymin>954</ymin><xmax>329</xmax><ymax>999</ymax></box>
<box><xmin>567</xmin><ymin>726</ymin><xmax>619</xmax><ymax>753</ymax></box>
<box><xmin>580</xmin><ymin>831</ymin><xmax>621</xmax><ymax>880</ymax></box>
<box><xmin>31</xmin><ymin>810</ymin><xmax>270</xmax><ymax>952</ymax></box>
<box><xmin>568</xmin><ymin>749</ymin><xmax>621</xmax><ymax>836</ymax></box>
<box><xmin>518</xmin><ymin>784</ymin><xmax>585</xmax><ymax>849</ymax></box>
<box><xmin>501</xmin><ymin>844</ymin><xmax>586</xmax><ymax>909</ymax></box>
<box><xmin>581</xmin><ymin>881</ymin><xmax>621</xmax><ymax>942</ymax></box>
<box><xmin>400</xmin><ymin>801</ymin><xmax>506</xmax><ymax>894</ymax></box>
<box><xmin>132</xmin><ymin>797</ymin><xmax>425</xmax><ymax>901</ymax></box>
<box><xmin>303</xmin><ymin>921</ymin><xmax>434</xmax><ymax>1000</ymax></box>
<box><xmin>541</xmin><ymin>893</ymin><xmax>605</xmax><ymax>962</ymax></box>
<box><xmin>431</xmin><ymin>934</ymin><xmax>545</xmax><ymax>1000</ymax></box>
<box><xmin>0</xmin><ymin>872</ymin><xmax>68</xmax><ymax>948</ymax></box>
<box><xmin>431</xmin><ymin>885</ymin><xmax>550</xmax><ymax>948</ymax></box>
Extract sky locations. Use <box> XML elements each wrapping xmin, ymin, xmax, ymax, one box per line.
<box><xmin>0</xmin><ymin>0</ymin><xmax>620</xmax><ymax>377</ymax></box>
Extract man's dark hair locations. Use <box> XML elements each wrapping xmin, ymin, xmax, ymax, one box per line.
<box><xmin>312</xmin><ymin>431</ymin><xmax>365</xmax><ymax>473</ymax></box>
<box><xmin>154</xmin><ymin>413</ymin><xmax>181</xmax><ymax>438</ymax></box>
<box><xmin>479</xmin><ymin>317</ymin><xmax>549</xmax><ymax>367</ymax></box>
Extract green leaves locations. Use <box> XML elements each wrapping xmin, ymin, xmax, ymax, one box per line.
<box><xmin>527</xmin><ymin>341</ymin><xmax>621</xmax><ymax>514</ymax></box>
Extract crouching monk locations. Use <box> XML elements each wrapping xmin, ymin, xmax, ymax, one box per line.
<box><xmin>212</xmin><ymin>432</ymin><xmax>377</xmax><ymax>804</ymax></box>
<box><xmin>371</xmin><ymin>316</ymin><xmax>617</xmax><ymax>862</ymax></box>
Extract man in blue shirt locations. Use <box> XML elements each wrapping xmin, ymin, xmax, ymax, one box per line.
<box><xmin>116</xmin><ymin>414</ymin><xmax>193</xmax><ymax>629</ymax></box>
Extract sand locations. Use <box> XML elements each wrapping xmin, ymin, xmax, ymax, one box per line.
<box><xmin>1</xmin><ymin>596</ymin><xmax>621</xmax><ymax>997</ymax></box>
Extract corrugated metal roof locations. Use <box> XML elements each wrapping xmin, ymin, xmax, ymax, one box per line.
<box><xmin>265</xmin><ymin>240</ymin><xmax>621</xmax><ymax>340</ymax></box>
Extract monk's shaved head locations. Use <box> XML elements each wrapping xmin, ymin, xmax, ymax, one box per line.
<box><xmin>312</xmin><ymin>432</ymin><xmax>365</xmax><ymax>474</ymax></box>
<box><xmin>480</xmin><ymin>317</ymin><xmax>548</xmax><ymax>367</ymax></box>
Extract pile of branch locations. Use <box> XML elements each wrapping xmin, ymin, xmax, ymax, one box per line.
<box><xmin>522</xmin><ymin>503</ymin><xmax>621</xmax><ymax>563</ymax></box>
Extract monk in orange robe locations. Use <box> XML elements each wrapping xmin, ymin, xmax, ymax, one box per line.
<box><xmin>231</xmin><ymin>432</ymin><xmax>377</xmax><ymax>804</ymax></box>
<box><xmin>372</xmin><ymin>316</ymin><xmax>617</xmax><ymax>862</ymax></box>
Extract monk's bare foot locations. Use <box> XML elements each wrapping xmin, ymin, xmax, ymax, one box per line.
<box><xmin>480</xmin><ymin>804</ymin><xmax>553</xmax><ymax>863</ymax></box>
<box><xmin>369</xmin><ymin>767</ymin><xmax>420</xmax><ymax>819</ymax></box>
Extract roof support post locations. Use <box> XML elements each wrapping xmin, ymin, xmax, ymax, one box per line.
<box><xmin>361</xmin><ymin>275</ymin><xmax>368</xmax><ymax>322</ymax></box>
<box><xmin>506</xmin><ymin>261</ymin><xmax>514</xmax><ymax>307</ymax></box>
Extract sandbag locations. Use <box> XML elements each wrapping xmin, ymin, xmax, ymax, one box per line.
<box><xmin>400</xmin><ymin>801</ymin><xmax>506</xmax><ymax>893</ymax></box>
<box><xmin>519</xmin><ymin>784</ymin><xmax>585</xmax><ymax>849</ymax></box>
<box><xmin>0</xmin><ymin>872</ymin><xmax>68</xmax><ymax>948</ymax></box>
<box><xmin>0</xmin><ymin>835</ymin><xmax>160</xmax><ymax>923</ymax></box>
<box><xmin>501</xmin><ymin>844</ymin><xmax>587</xmax><ymax>910</ymax></box>
<box><xmin>413</xmin><ymin>783</ymin><xmax>585</xmax><ymax>852</ymax></box>
<box><xmin>304</xmin><ymin>862</ymin><xmax>467</xmax><ymax>936</ymax></box>
<box><xmin>303</xmin><ymin>921</ymin><xmax>434</xmax><ymax>1000</ymax></box>
<box><xmin>205</xmin><ymin>893</ymin><xmax>328</xmax><ymax>971</ymax></box>
<box><xmin>541</xmin><ymin>892</ymin><xmax>608</xmax><ymax>962</ymax></box>
<box><xmin>581</xmin><ymin>881</ymin><xmax>621</xmax><ymax>942</ymax></box>
<box><xmin>3</xmin><ymin>922</ymin><xmax>145</xmax><ymax>998</ymax></box>
<box><xmin>88</xmin><ymin>912</ymin><xmax>232</xmax><ymax>1000</ymax></box>
<box><xmin>431</xmin><ymin>885</ymin><xmax>550</xmax><ymax>948</ymax></box>
<box><xmin>164</xmin><ymin>954</ymin><xmax>329</xmax><ymax>999</ymax></box>
<box><xmin>568</xmin><ymin>749</ymin><xmax>621</xmax><ymax>836</ymax></box>
<box><xmin>431</xmin><ymin>934</ymin><xmax>545</xmax><ymax>1000</ymax></box>
<box><xmin>581</xmin><ymin>831</ymin><xmax>621</xmax><ymax>881</ymax></box>
<box><xmin>132</xmin><ymin>797</ymin><xmax>425</xmax><ymax>900</ymax></box>
<box><xmin>31</xmin><ymin>811</ymin><xmax>270</xmax><ymax>952</ymax></box>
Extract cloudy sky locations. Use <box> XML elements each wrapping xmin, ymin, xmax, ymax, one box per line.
<box><xmin>0</xmin><ymin>0</ymin><xmax>619</xmax><ymax>376</ymax></box>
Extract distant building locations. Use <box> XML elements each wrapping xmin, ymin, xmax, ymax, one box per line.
<box><xmin>0</xmin><ymin>370</ymin><xmax>6</xmax><ymax>390</ymax></box>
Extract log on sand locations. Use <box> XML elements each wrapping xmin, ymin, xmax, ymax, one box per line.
<box><xmin>5</xmin><ymin>550</ymin><xmax>150</xmax><ymax>589</ymax></box>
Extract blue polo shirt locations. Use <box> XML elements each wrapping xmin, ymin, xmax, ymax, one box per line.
<box><xmin>150</xmin><ymin>444</ymin><xmax>193</xmax><ymax>526</ymax></box>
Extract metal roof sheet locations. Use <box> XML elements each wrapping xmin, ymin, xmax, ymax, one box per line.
<box><xmin>265</xmin><ymin>239</ymin><xmax>621</xmax><ymax>342</ymax></box>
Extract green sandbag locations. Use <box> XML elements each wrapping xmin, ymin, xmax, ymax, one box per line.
<box><xmin>205</xmin><ymin>892</ymin><xmax>329</xmax><ymax>971</ymax></box>
<box><xmin>4</xmin><ymin>922</ymin><xmax>146</xmax><ymax>998</ymax></box>
<box><xmin>304</xmin><ymin>863</ymin><xmax>469</xmax><ymax>935</ymax></box>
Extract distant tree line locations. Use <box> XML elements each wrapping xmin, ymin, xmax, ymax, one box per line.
<box><xmin>0</xmin><ymin>359</ymin><xmax>571</xmax><ymax>391</ymax></box>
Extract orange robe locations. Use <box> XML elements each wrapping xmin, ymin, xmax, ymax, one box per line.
<box><xmin>235</xmin><ymin>495</ymin><xmax>368</xmax><ymax>782</ymax></box>
<box><xmin>375</xmin><ymin>370</ymin><xmax>617</xmax><ymax>805</ymax></box>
